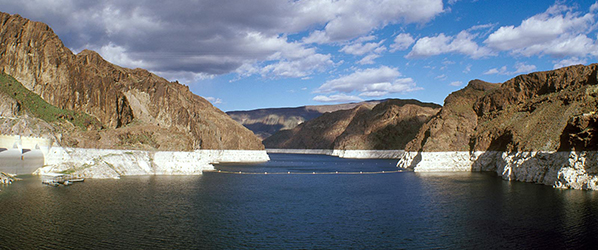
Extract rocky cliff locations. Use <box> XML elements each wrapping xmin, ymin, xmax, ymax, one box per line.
<box><xmin>406</xmin><ymin>64</ymin><xmax>598</xmax><ymax>153</ymax></box>
<box><xmin>0</xmin><ymin>12</ymin><xmax>263</xmax><ymax>151</ymax></box>
<box><xmin>399</xmin><ymin>64</ymin><xmax>598</xmax><ymax>190</ymax></box>
<box><xmin>227</xmin><ymin>100</ymin><xmax>384</xmax><ymax>140</ymax></box>
<box><xmin>264</xmin><ymin>99</ymin><xmax>441</xmax><ymax>150</ymax></box>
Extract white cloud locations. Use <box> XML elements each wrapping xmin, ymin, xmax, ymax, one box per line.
<box><xmin>484</xmin><ymin>3</ymin><xmax>597</xmax><ymax>57</ymax></box>
<box><xmin>340</xmin><ymin>39</ymin><xmax>386</xmax><ymax>56</ymax></box>
<box><xmin>302</xmin><ymin>0</ymin><xmax>444</xmax><ymax>43</ymax></box>
<box><xmin>450</xmin><ymin>81</ymin><xmax>463</xmax><ymax>86</ymax></box>
<box><xmin>407</xmin><ymin>31</ymin><xmax>493</xmax><ymax>58</ymax></box>
<box><xmin>315</xmin><ymin>66</ymin><xmax>420</xmax><ymax>97</ymax></box>
<box><xmin>463</xmin><ymin>64</ymin><xmax>472</xmax><ymax>73</ymax></box>
<box><xmin>339</xmin><ymin>36</ymin><xmax>387</xmax><ymax>65</ymax></box>
<box><xmin>235</xmin><ymin>33</ymin><xmax>335</xmax><ymax>78</ymax></box>
<box><xmin>513</xmin><ymin>62</ymin><xmax>537</xmax><ymax>74</ymax></box>
<box><xmin>2</xmin><ymin>0</ymin><xmax>444</xmax><ymax>81</ymax></box>
<box><xmin>483</xmin><ymin>66</ymin><xmax>507</xmax><ymax>75</ymax></box>
<box><xmin>313</xmin><ymin>94</ymin><xmax>364</xmax><ymax>103</ymax></box>
<box><xmin>357</xmin><ymin>54</ymin><xmax>382</xmax><ymax>65</ymax></box>
<box><xmin>553</xmin><ymin>57</ymin><xmax>587</xmax><ymax>69</ymax></box>
<box><xmin>205</xmin><ymin>97</ymin><xmax>223</xmax><ymax>104</ymax></box>
<box><xmin>483</xmin><ymin>62</ymin><xmax>536</xmax><ymax>75</ymax></box>
<box><xmin>390</xmin><ymin>33</ymin><xmax>415</xmax><ymax>52</ymax></box>
<box><xmin>96</xmin><ymin>42</ymin><xmax>148</xmax><ymax>69</ymax></box>
<box><xmin>153</xmin><ymin>70</ymin><xmax>215</xmax><ymax>84</ymax></box>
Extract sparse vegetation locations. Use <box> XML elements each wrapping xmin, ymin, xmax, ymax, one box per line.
<box><xmin>117</xmin><ymin>131</ymin><xmax>160</xmax><ymax>149</ymax></box>
<box><xmin>0</xmin><ymin>73</ymin><xmax>102</xmax><ymax>129</ymax></box>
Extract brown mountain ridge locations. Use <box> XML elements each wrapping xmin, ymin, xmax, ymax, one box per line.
<box><xmin>406</xmin><ymin>64</ymin><xmax>598</xmax><ymax>153</ymax></box>
<box><xmin>264</xmin><ymin>99</ymin><xmax>441</xmax><ymax>150</ymax></box>
<box><xmin>0</xmin><ymin>12</ymin><xmax>263</xmax><ymax>150</ymax></box>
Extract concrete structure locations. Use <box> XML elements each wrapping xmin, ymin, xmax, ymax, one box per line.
<box><xmin>0</xmin><ymin>134</ymin><xmax>50</xmax><ymax>175</ymax></box>
<box><xmin>0</xmin><ymin>134</ymin><xmax>53</xmax><ymax>154</ymax></box>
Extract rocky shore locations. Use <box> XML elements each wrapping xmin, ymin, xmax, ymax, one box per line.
<box><xmin>398</xmin><ymin>151</ymin><xmax>598</xmax><ymax>190</ymax></box>
<box><xmin>0</xmin><ymin>172</ymin><xmax>15</xmax><ymax>184</ymax></box>
<box><xmin>35</xmin><ymin>147</ymin><xmax>270</xmax><ymax>179</ymax></box>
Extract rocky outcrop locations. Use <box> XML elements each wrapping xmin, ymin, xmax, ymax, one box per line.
<box><xmin>398</xmin><ymin>151</ymin><xmax>598</xmax><ymax>190</ymax></box>
<box><xmin>399</xmin><ymin>64</ymin><xmax>598</xmax><ymax>190</ymax></box>
<box><xmin>227</xmin><ymin>100</ymin><xmax>384</xmax><ymax>140</ymax></box>
<box><xmin>264</xmin><ymin>99</ymin><xmax>441</xmax><ymax>150</ymax></box>
<box><xmin>0</xmin><ymin>172</ymin><xmax>15</xmax><ymax>184</ymax></box>
<box><xmin>0</xmin><ymin>12</ymin><xmax>263</xmax><ymax>151</ymax></box>
<box><xmin>0</xmin><ymin>92</ymin><xmax>19</xmax><ymax>118</ymax></box>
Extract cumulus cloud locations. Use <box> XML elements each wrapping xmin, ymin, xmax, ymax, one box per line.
<box><xmin>0</xmin><ymin>0</ymin><xmax>444</xmax><ymax>82</ymax></box>
<box><xmin>483</xmin><ymin>63</ymin><xmax>537</xmax><ymax>75</ymax></box>
<box><xmin>390</xmin><ymin>33</ymin><xmax>415</xmax><ymax>52</ymax></box>
<box><xmin>340</xmin><ymin>38</ymin><xmax>386</xmax><ymax>56</ymax></box>
<box><xmin>484</xmin><ymin>3</ymin><xmax>598</xmax><ymax>57</ymax></box>
<box><xmin>313</xmin><ymin>94</ymin><xmax>364</xmax><ymax>103</ymax></box>
<box><xmin>553</xmin><ymin>57</ymin><xmax>587</xmax><ymax>69</ymax></box>
<box><xmin>483</xmin><ymin>66</ymin><xmax>507</xmax><ymax>75</ymax></box>
<box><xmin>407</xmin><ymin>31</ymin><xmax>493</xmax><ymax>58</ymax></box>
<box><xmin>302</xmin><ymin>0</ymin><xmax>444</xmax><ymax>43</ymax></box>
<box><xmin>449</xmin><ymin>81</ymin><xmax>463</xmax><ymax>86</ymax></box>
<box><xmin>315</xmin><ymin>66</ymin><xmax>420</xmax><ymax>97</ymax></box>
<box><xmin>205</xmin><ymin>97</ymin><xmax>223</xmax><ymax>104</ymax></box>
<box><xmin>340</xmin><ymin>36</ymin><xmax>386</xmax><ymax>65</ymax></box>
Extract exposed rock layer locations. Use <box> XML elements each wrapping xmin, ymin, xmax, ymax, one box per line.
<box><xmin>406</xmin><ymin>64</ymin><xmax>598</xmax><ymax>153</ymax></box>
<box><xmin>399</xmin><ymin>64</ymin><xmax>598</xmax><ymax>190</ymax></box>
<box><xmin>36</xmin><ymin>147</ymin><xmax>270</xmax><ymax>179</ymax></box>
<box><xmin>0</xmin><ymin>12</ymin><xmax>263</xmax><ymax>150</ymax></box>
<box><xmin>264</xmin><ymin>99</ymin><xmax>441</xmax><ymax>149</ymax></box>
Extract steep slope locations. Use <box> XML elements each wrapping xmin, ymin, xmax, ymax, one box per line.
<box><xmin>0</xmin><ymin>12</ymin><xmax>263</xmax><ymax>150</ymax></box>
<box><xmin>406</xmin><ymin>64</ymin><xmax>598</xmax><ymax>153</ymax></box>
<box><xmin>227</xmin><ymin>100</ymin><xmax>384</xmax><ymax>140</ymax></box>
<box><xmin>264</xmin><ymin>99</ymin><xmax>441</xmax><ymax>149</ymax></box>
<box><xmin>399</xmin><ymin>64</ymin><xmax>598</xmax><ymax>190</ymax></box>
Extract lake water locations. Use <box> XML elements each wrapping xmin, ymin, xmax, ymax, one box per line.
<box><xmin>0</xmin><ymin>153</ymin><xmax>597</xmax><ymax>249</ymax></box>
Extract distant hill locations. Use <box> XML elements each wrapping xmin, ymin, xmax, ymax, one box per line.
<box><xmin>263</xmin><ymin>99</ymin><xmax>441</xmax><ymax>150</ymax></box>
<box><xmin>227</xmin><ymin>100</ymin><xmax>386</xmax><ymax>140</ymax></box>
<box><xmin>0</xmin><ymin>12</ymin><xmax>263</xmax><ymax>150</ymax></box>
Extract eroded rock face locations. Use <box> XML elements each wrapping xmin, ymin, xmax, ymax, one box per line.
<box><xmin>399</xmin><ymin>64</ymin><xmax>598</xmax><ymax>190</ymax></box>
<box><xmin>406</xmin><ymin>64</ymin><xmax>598</xmax><ymax>153</ymax></box>
<box><xmin>0</xmin><ymin>92</ymin><xmax>19</xmax><ymax>117</ymax></box>
<box><xmin>0</xmin><ymin>12</ymin><xmax>263</xmax><ymax>150</ymax></box>
<box><xmin>264</xmin><ymin>99</ymin><xmax>441</xmax><ymax>150</ymax></box>
<box><xmin>405</xmin><ymin>80</ymin><xmax>499</xmax><ymax>152</ymax></box>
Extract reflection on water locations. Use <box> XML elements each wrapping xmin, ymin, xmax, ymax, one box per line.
<box><xmin>0</xmin><ymin>153</ymin><xmax>597</xmax><ymax>249</ymax></box>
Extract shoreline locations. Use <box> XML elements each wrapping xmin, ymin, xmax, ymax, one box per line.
<box><xmin>398</xmin><ymin>151</ymin><xmax>598</xmax><ymax>190</ymax></box>
<box><xmin>266</xmin><ymin>149</ymin><xmax>404</xmax><ymax>159</ymax></box>
<box><xmin>35</xmin><ymin>147</ymin><xmax>270</xmax><ymax>179</ymax></box>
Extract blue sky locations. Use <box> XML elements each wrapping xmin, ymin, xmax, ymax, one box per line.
<box><xmin>2</xmin><ymin>0</ymin><xmax>598</xmax><ymax>111</ymax></box>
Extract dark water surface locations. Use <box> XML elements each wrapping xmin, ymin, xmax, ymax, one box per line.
<box><xmin>1</xmin><ymin>153</ymin><xmax>597</xmax><ymax>249</ymax></box>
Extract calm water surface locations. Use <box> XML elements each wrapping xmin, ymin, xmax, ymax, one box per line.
<box><xmin>0</xmin><ymin>153</ymin><xmax>597</xmax><ymax>249</ymax></box>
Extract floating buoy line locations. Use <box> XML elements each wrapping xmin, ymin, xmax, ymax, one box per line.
<box><xmin>206</xmin><ymin>170</ymin><xmax>404</xmax><ymax>175</ymax></box>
